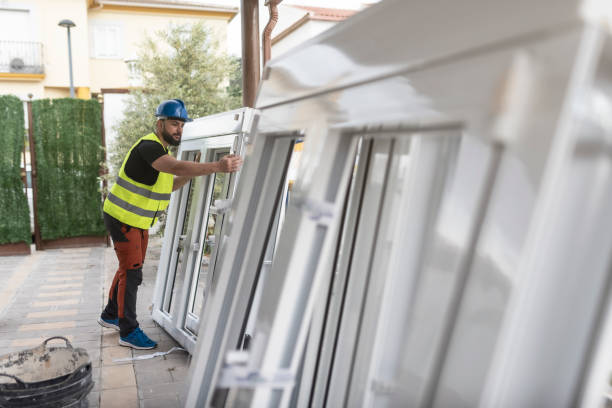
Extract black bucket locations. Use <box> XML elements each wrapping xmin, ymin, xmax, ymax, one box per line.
<box><xmin>0</xmin><ymin>337</ymin><xmax>94</xmax><ymax>408</ymax></box>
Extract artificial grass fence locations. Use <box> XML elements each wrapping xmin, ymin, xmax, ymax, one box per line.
<box><xmin>0</xmin><ymin>95</ymin><xmax>30</xmax><ymax>245</ymax></box>
<box><xmin>31</xmin><ymin>98</ymin><xmax>105</xmax><ymax>240</ymax></box>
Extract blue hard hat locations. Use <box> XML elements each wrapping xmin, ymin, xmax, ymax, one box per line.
<box><xmin>155</xmin><ymin>99</ymin><xmax>193</xmax><ymax>122</ymax></box>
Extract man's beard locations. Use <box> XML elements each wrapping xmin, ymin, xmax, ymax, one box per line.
<box><xmin>161</xmin><ymin>128</ymin><xmax>181</xmax><ymax>146</ymax></box>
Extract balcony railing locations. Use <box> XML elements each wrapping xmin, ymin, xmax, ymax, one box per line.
<box><xmin>0</xmin><ymin>41</ymin><xmax>44</xmax><ymax>74</ymax></box>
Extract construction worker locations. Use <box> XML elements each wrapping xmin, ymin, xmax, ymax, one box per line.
<box><xmin>98</xmin><ymin>99</ymin><xmax>242</xmax><ymax>349</ymax></box>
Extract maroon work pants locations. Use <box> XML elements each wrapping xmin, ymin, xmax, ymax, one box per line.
<box><xmin>101</xmin><ymin>213</ymin><xmax>149</xmax><ymax>337</ymax></box>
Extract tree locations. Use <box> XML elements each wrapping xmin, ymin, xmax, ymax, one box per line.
<box><xmin>109</xmin><ymin>22</ymin><xmax>242</xmax><ymax>175</ymax></box>
<box><xmin>227</xmin><ymin>56</ymin><xmax>243</xmax><ymax>109</ymax></box>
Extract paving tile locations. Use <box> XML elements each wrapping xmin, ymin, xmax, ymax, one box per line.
<box><xmin>18</xmin><ymin>321</ymin><xmax>76</xmax><ymax>331</ymax></box>
<box><xmin>168</xmin><ymin>364</ymin><xmax>190</xmax><ymax>383</ymax></box>
<box><xmin>134</xmin><ymin>365</ymin><xmax>173</xmax><ymax>386</ymax></box>
<box><xmin>40</xmin><ymin>282</ymin><xmax>84</xmax><ymax>290</ymax></box>
<box><xmin>70</xmin><ymin>312</ymin><xmax>103</xmax><ymax>322</ymax></box>
<box><xmin>92</xmin><ymin>366</ymin><xmax>102</xmax><ymax>392</ymax></box>
<box><xmin>88</xmin><ymin>348</ymin><xmax>102</xmax><ymax>368</ymax></box>
<box><xmin>47</xmin><ymin>271</ymin><xmax>84</xmax><ymax>276</ymax></box>
<box><xmin>102</xmin><ymin>331</ymin><xmax>120</xmax><ymax>347</ymax></box>
<box><xmin>157</xmin><ymin>340</ymin><xmax>182</xmax><ymax>352</ymax></box>
<box><xmin>46</xmin><ymin>276</ymin><xmax>85</xmax><ymax>282</ymax></box>
<box><xmin>133</xmin><ymin>357</ymin><xmax>176</xmax><ymax>373</ymax></box>
<box><xmin>60</xmin><ymin>248</ymin><xmax>92</xmax><ymax>253</ymax></box>
<box><xmin>138</xmin><ymin>381</ymin><xmax>186</xmax><ymax>400</ymax></box>
<box><xmin>31</xmin><ymin>299</ymin><xmax>79</xmax><ymax>307</ymax></box>
<box><xmin>26</xmin><ymin>309</ymin><xmax>79</xmax><ymax>318</ymax></box>
<box><xmin>62</xmin><ymin>332</ymin><xmax>101</xmax><ymax>343</ymax></box>
<box><xmin>141</xmin><ymin>396</ymin><xmax>180</xmax><ymax>408</ymax></box>
<box><xmin>0</xmin><ymin>254</ymin><xmax>41</xmax><ymax>314</ymax></box>
<box><xmin>130</xmin><ymin>348</ymin><xmax>159</xmax><ymax>359</ymax></box>
<box><xmin>101</xmin><ymin>345</ymin><xmax>132</xmax><ymax>366</ymax></box>
<box><xmin>178</xmin><ymin>392</ymin><xmax>188</xmax><ymax>407</ymax></box>
<box><xmin>10</xmin><ymin>335</ymin><xmax>75</xmax><ymax>348</ymax></box>
<box><xmin>138</xmin><ymin>318</ymin><xmax>158</xmax><ymax>329</ymax></box>
<box><xmin>37</xmin><ymin>290</ymin><xmax>83</xmax><ymax>298</ymax></box>
<box><xmin>87</xmin><ymin>390</ymin><xmax>100</xmax><ymax>408</ymax></box>
<box><xmin>100</xmin><ymin>387</ymin><xmax>139</xmax><ymax>408</ymax></box>
<box><xmin>101</xmin><ymin>364</ymin><xmax>136</xmax><ymax>389</ymax></box>
<box><xmin>74</xmin><ymin>320</ymin><xmax>105</xmax><ymax>330</ymax></box>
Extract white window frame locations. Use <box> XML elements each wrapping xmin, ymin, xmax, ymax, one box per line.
<box><xmin>151</xmin><ymin>108</ymin><xmax>254</xmax><ymax>353</ymax></box>
<box><xmin>90</xmin><ymin>22</ymin><xmax>123</xmax><ymax>59</ymax></box>
<box><xmin>181</xmin><ymin>1</ymin><xmax>612</xmax><ymax>406</ymax></box>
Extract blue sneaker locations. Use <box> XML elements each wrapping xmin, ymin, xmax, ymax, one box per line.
<box><xmin>119</xmin><ymin>328</ymin><xmax>157</xmax><ymax>350</ymax></box>
<box><xmin>98</xmin><ymin>317</ymin><xmax>119</xmax><ymax>331</ymax></box>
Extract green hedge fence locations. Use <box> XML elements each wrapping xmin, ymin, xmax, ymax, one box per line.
<box><xmin>31</xmin><ymin>98</ymin><xmax>105</xmax><ymax>240</ymax></box>
<box><xmin>0</xmin><ymin>96</ymin><xmax>30</xmax><ymax>245</ymax></box>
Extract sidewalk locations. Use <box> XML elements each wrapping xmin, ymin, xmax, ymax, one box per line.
<box><xmin>0</xmin><ymin>237</ymin><xmax>190</xmax><ymax>408</ymax></box>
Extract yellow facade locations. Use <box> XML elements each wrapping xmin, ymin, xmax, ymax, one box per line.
<box><xmin>0</xmin><ymin>0</ymin><xmax>236</xmax><ymax>100</ymax></box>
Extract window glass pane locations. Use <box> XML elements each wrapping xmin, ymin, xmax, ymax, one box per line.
<box><xmin>321</xmin><ymin>137</ymin><xmax>393</xmax><ymax>407</ymax></box>
<box><xmin>189</xmin><ymin>149</ymin><xmax>231</xmax><ymax>322</ymax></box>
<box><xmin>307</xmin><ymin>131</ymin><xmax>462</xmax><ymax>407</ymax></box>
<box><xmin>241</xmin><ymin>138</ymin><xmax>302</xmax><ymax>347</ymax></box>
<box><xmin>365</xmin><ymin>133</ymin><xmax>484</xmax><ymax>407</ymax></box>
<box><xmin>164</xmin><ymin>150</ymin><xmax>199</xmax><ymax>314</ymax></box>
<box><xmin>93</xmin><ymin>24</ymin><xmax>121</xmax><ymax>58</ymax></box>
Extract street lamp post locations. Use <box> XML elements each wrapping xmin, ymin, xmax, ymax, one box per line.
<box><xmin>58</xmin><ymin>19</ymin><xmax>76</xmax><ymax>98</ymax></box>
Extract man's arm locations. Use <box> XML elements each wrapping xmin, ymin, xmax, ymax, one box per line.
<box><xmin>152</xmin><ymin>154</ymin><xmax>243</xmax><ymax>191</ymax></box>
<box><xmin>152</xmin><ymin>154</ymin><xmax>220</xmax><ymax>177</ymax></box>
<box><xmin>172</xmin><ymin>175</ymin><xmax>192</xmax><ymax>191</ymax></box>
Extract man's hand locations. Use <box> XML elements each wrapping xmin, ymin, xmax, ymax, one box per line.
<box><xmin>217</xmin><ymin>154</ymin><xmax>243</xmax><ymax>173</ymax></box>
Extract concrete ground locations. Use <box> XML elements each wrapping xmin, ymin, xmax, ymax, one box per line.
<box><xmin>0</xmin><ymin>236</ymin><xmax>190</xmax><ymax>408</ymax></box>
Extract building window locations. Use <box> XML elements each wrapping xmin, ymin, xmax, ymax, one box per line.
<box><xmin>125</xmin><ymin>58</ymin><xmax>142</xmax><ymax>87</ymax></box>
<box><xmin>0</xmin><ymin>8</ymin><xmax>32</xmax><ymax>41</ymax></box>
<box><xmin>91</xmin><ymin>24</ymin><xmax>122</xmax><ymax>59</ymax></box>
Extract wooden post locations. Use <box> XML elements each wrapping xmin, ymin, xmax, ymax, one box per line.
<box><xmin>241</xmin><ymin>0</ymin><xmax>260</xmax><ymax>108</ymax></box>
<box><xmin>21</xmin><ymin>128</ymin><xmax>28</xmax><ymax>194</ymax></box>
<box><xmin>27</xmin><ymin>100</ymin><xmax>42</xmax><ymax>251</ymax></box>
<box><xmin>20</xmin><ymin>115</ymin><xmax>31</xmax><ymax>255</ymax></box>
<box><xmin>98</xmin><ymin>94</ymin><xmax>111</xmax><ymax>247</ymax></box>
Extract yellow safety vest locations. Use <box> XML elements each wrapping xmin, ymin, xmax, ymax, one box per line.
<box><xmin>103</xmin><ymin>133</ymin><xmax>173</xmax><ymax>229</ymax></box>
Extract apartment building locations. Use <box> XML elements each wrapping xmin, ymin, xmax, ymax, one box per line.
<box><xmin>0</xmin><ymin>0</ymin><xmax>237</xmax><ymax>100</ymax></box>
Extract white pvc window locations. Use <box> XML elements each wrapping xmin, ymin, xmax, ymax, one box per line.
<box><xmin>152</xmin><ymin>133</ymin><xmax>242</xmax><ymax>353</ymax></box>
<box><xmin>292</xmin><ymin>129</ymin><xmax>463</xmax><ymax>407</ymax></box>
<box><xmin>184</xmin><ymin>131</ymin><xmax>322</xmax><ymax>407</ymax></box>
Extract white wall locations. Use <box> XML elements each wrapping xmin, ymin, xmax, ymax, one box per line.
<box><xmin>103</xmin><ymin>92</ymin><xmax>129</xmax><ymax>173</ymax></box>
<box><xmin>271</xmin><ymin>19</ymin><xmax>334</xmax><ymax>58</ymax></box>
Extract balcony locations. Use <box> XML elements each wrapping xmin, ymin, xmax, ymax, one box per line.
<box><xmin>0</xmin><ymin>41</ymin><xmax>44</xmax><ymax>75</ymax></box>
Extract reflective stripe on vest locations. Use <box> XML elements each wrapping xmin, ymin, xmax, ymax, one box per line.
<box><xmin>106</xmin><ymin>193</ymin><xmax>158</xmax><ymax>218</ymax></box>
<box><xmin>103</xmin><ymin>133</ymin><xmax>173</xmax><ymax>229</ymax></box>
<box><xmin>114</xmin><ymin>178</ymin><xmax>171</xmax><ymax>201</ymax></box>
